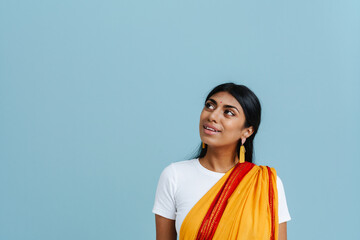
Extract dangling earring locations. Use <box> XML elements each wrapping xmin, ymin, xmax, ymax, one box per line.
<box><xmin>239</xmin><ymin>140</ymin><xmax>246</xmax><ymax>163</ymax></box>
<box><xmin>202</xmin><ymin>142</ymin><xmax>205</xmax><ymax>149</ymax></box>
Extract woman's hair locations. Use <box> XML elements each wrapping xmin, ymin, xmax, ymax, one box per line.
<box><xmin>190</xmin><ymin>82</ymin><xmax>262</xmax><ymax>163</ymax></box>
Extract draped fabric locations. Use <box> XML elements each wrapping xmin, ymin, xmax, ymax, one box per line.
<box><xmin>179</xmin><ymin>162</ymin><xmax>278</xmax><ymax>240</ymax></box>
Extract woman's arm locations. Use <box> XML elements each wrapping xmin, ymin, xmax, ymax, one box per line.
<box><xmin>155</xmin><ymin>214</ymin><xmax>177</xmax><ymax>240</ymax></box>
<box><xmin>279</xmin><ymin>222</ymin><xmax>287</xmax><ymax>240</ymax></box>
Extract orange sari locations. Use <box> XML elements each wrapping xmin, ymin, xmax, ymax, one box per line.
<box><xmin>180</xmin><ymin>162</ymin><xmax>278</xmax><ymax>240</ymax></box>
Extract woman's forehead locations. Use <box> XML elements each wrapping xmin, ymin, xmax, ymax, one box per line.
<box><xmin>210</xmin><ymin>92</ymin><xmax>241</xmax><ymax>107</ymax></box>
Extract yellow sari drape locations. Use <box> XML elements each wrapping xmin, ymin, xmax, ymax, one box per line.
<box><xmin>180</xmin><ymin>162</ymin><xmax>278</xmax><ymax>240</ymax></box>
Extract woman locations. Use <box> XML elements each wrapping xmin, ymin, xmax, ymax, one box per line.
<box><xmin>152</xmin><ymin>83</ymin><xmax>291</xmax><ymax>240</ymax></box>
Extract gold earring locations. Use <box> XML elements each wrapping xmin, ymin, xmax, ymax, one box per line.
<box><xmin>239</xmin><ymin>143</ymin><xmax>246</xmax><ymax>163</ymax></box>
<box><xmin>202</xmin><ymin>142</ymin><xmax>205</xmax><ymax>149</ymax></box>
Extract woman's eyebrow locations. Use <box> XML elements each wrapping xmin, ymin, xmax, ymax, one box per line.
<box><xmin>208</xmin><ymin>98</ymin><xmax>239</xmax><ymax>113</ymax></box>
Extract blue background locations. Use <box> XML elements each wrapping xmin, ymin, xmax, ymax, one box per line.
<box><xmin>1</xmin><ymin>0</ymin><xmax>359</xmax><ymax>239</ymax></box>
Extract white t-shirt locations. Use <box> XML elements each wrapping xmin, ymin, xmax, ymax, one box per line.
<box><xmin>152</xmin><ymin>158</ymin><xmax>291</xmax><ymax>235</ymax></box>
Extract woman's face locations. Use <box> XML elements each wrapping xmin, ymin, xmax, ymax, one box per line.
<box><xmin>199</xmin><ymin>91</ymin><xmax>253</xmax><ymax>148</ymax></box>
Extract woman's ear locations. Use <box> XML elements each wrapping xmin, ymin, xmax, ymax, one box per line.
<box><xmin>245</xmin><ymin>126</ymin><xmax>254</xmax><ymax>138</ymax></box>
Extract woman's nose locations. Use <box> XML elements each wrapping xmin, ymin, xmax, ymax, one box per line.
<box><xmin>208</xmin><ymin>109</ymin><xmax>221</xmax><ymax>122</ymax></box>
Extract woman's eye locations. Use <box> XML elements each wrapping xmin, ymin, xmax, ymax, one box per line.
<box><xmin>205</xmin><ymin>102</ymin><xmax>214</xmax><ymax>109</ymax></box>
<box><xmin>225</xmin><ymin>110</ymin><xmax>235</xmax><ymax>116</ymax></box>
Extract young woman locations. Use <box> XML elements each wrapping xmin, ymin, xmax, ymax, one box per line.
<box><xmin>152</xmin><ymin>83</ymin><xmax>291</xmax><ymax>240</ymax></box>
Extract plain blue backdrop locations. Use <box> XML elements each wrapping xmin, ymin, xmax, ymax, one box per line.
<box><xmin>1</xmin><ymin>0</ymin><xmax>359</xmax><ymax>239</ymax></box>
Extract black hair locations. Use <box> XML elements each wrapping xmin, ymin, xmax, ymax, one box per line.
<box><xmin>189</xmin><ymin>82</ymin><xmax>262</xmax><ymax>163</ymax></box>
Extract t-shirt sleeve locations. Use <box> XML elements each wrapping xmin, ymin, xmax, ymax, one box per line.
<box><xmin>277</xmin><ymin>175</ymin><xmax>292</xmax><ymax>223</ymax></box>
<box><xmin>152</xmin><ymin>164</ymin><xmax>177</xmax><ymax>220</ymax></box>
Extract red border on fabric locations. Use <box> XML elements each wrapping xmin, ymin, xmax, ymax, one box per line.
<box><xmin>267</xmin><ymin>166</ymin><xmax>275</xmax><ymax>240</ymax></box>
<box><xmin>196</xmin><ymin>162</ymin><xmax>255</xmax><ymax>240</ymax></box>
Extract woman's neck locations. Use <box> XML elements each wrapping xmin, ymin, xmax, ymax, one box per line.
<box><xmin>200</xmin><ymin>146</ymin><xmax>239</xmax><ymax>173</ymax></box>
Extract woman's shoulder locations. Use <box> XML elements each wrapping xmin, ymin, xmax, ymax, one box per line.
<box><xmin>167</xmin><ymin>158</ymin><xmax>197</xmax><ymax>169</ymax></box>
<box><xmin>159</xmin><ymin>158</ymin><xmax>198</xmax><ymax>176</ymax></box>
<box><xmin>251</xmin><ymin>163</ymin><xmax>283</xmax><ymax>182</ymax></box>
<box><xmin>172</xmin><ymin>158</ymin><xmax>197</xmax><ymax>166</ymax></box>
<box><xmin>251</xmin><ymin>163</ymin><xmax>277</xmax><ymax>172</ymax></box>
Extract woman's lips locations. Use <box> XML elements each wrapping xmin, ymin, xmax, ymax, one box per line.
<box><xmin>203</xmin><ymin>125</ymin><xmax>221</xmax><ymax>135</ymax></box>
